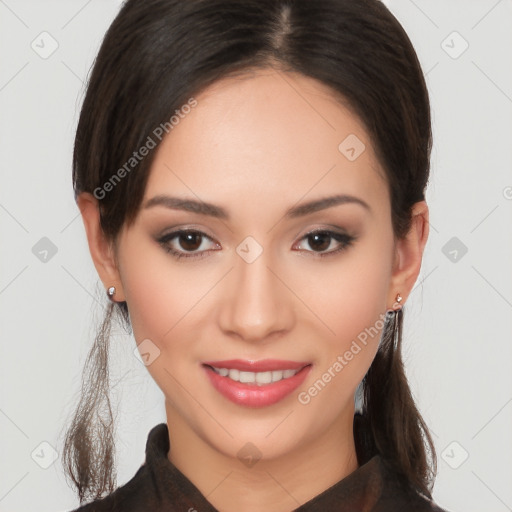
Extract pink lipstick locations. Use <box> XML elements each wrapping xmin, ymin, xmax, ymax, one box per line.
<box><xmin>202</xmin><ymin>359</ymin><xmax>312</xmax><ymax>408</ymax></box>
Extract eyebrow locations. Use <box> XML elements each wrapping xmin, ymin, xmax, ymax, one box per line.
<box><xmin>142</xmin><ymin>193</ymin><xmax>371</xmax><ymax>219</ymax></box>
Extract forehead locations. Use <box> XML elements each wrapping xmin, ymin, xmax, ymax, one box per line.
<box><xmin>144</xmin><ymin>68</ymin><xmax>388</xmax><ymax>222</ymax></box>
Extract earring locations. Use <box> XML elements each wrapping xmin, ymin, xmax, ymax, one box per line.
<box><xmin>390</xmin><ymin>305</ymin><xmax>402</xmax><ymax>349</ymax></box>
<box><xmin>385</xmin><ymin>293</ymin><xmax>403</xmax><ymax>349</ymax></box>
<box><xmin>386</xmin><ymin>293</ymin><xmax>403</xmax><ymax>314</ymax></box>
<box><xmin>107</xmin><ymin>286</ymin><xmax>116</xmax><ymax>301</ymax></box>
<box><xmin>383</xmin><ymin>292</ymin><xmax>403</xmax><ymax>349</ymax></box>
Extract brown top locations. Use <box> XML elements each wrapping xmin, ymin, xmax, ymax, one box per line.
<box><xmin>70</xmin><ymin>423</ymin><xmax>451</xmax><ymax>512</ymax></box>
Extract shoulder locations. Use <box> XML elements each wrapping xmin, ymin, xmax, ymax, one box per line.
<box><xmin>376</xmin><ymin>490</ymin><xmax>452</xmax><ymax>512</ymax></box>
<box><xmin>375</xmin><ymin>457</ymin><xmax>453</xmax><ymax>512</ymax></box>
<box><xmin>67</xmin><ymin>464</ymin><xmax>155</xmax><ymax>512</ymax></box>
<box><xmin>66</xmin><ymin>423</ymin><xmax>170</xmax><ymax>512</ymax></box>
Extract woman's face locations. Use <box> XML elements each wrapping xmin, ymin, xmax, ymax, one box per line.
<box><xmin>114</xmin><ymin>68</ymin><xmax>398</xmax><ymax>462</ymax></box>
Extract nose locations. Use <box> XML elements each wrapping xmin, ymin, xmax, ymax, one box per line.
<box><xmin>217</xmin><ymin>249</ymin><xmax>295</xmax><ymax>344</ymax></box>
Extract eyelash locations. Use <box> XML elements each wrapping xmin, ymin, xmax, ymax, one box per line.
<box><xmin>157</xmin><ymin>229</ymin><xmax>356</xmax><ymax>261</ymax></box>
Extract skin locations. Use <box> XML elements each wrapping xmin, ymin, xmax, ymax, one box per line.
<box><xmin>78</xmin><ymin>68</ymin><xmax>429</xmax><ymax>512</ymax></box>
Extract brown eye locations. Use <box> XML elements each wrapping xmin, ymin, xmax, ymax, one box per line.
<box><xmin>178</xmin><ymin>232</ymin><xmax>203</xmax><ymax>251</ymax></box>
<box><xmin>307</xmin><ymin>232</ymin><xmax>331</xmax><ymax>252</ymax></box>
<box><xmin>157</xmin><ymin>229</ymin><xmax>220</xmax><ymax>260</ymax></box>
<box><xmin>295</xmin><ymin>230</ymin><xmax>355</xmax><ymax>256</ymax></box>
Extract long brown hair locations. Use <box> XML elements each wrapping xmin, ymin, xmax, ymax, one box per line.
<box><xmin>63</xmin><ymin>0</ymin><xmax>436</xmax><ymax>503</ymax></box>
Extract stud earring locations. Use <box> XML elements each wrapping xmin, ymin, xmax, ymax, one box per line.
<box><xmin>386</xmin><ymin>293</ymin><xmax>403</xmax><ymax>316</ymax></box>
<box><xmin>386</xmin><ymin>293</ymin><xmax>403</xmax><ymax>315</ymax></box>
<box><xmin>107</xmin><ymin>286</ymin><xmax>116</xmax><ymax>301</ymax></box>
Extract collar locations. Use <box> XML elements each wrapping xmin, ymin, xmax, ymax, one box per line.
<box><xmin>144</xmin><ymin>423</ymin><xmax>387</xmax><ymax>511</ymax></box>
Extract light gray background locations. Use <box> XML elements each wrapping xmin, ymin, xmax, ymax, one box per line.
<box><xmin>0</xmin><ymin>1</ymin><xmax>511</xmax><ymax>511</ymax></box>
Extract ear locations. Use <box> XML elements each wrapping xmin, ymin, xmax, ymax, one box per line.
<box><xmin>77</xmin><ymin>192</ymin><xmax>126</xmax><ymax>301</ymax></box>
<box><xmin>388</xmin><ymin>201</ymin><xmax>429</xmax><ymax>308</ymax></box>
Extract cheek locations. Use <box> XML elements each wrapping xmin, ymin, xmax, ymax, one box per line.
<box><xmin>295</xmin><ymin>262</ymin><xmax>391</xmax><ymax>416</ymax></box>
<box><xmin>118</xmin><ymin>235</ymin><xmax>211</xmax><ymax>344</ymax></box>
<box><xmin>290</xmin><ymin>231</ymin><xmax>393</xmax><ymax>405</ymax></box>
<box><xmin>117</xmin><ymin>239</ymin><xmax>218</xmax><ymax>408</ymax></box>
<box><xmin>294</xmin><ymin>240</ymin><xmax>393</xmax><ymax>343</ymax></box>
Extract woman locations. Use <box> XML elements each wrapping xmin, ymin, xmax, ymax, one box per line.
<box><xmin>63</xmin><ymin>0</ymin><xmax>452</xmax><ymax>510</ymax></box>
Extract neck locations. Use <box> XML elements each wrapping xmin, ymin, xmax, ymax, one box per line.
<box><xmin>165</xmin><ymin>403</ymin><xmax>359</xmax><ymax>512</ymax></box>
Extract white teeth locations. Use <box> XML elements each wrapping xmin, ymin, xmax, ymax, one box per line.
<box><xmin>239</xmin><ymin>371</ymin><xmax>255</xmax><ymax>383</ymax></box>
<box><xmin>212</xmin><ymin>367</ymin><xmax>300</xmax><ymax>385</ymax></box>
<box><xmin>255</xmin><ymin>371</ymin><xmax>272</xmax><ymax>384</ymax></box>
<box><xmin>272</xmin><ymin>370</ymin><xmax>283</xmax><ymax>381</ymax></box>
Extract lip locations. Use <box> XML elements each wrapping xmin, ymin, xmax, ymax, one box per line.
<box><xmin>202</xmin><ymin>359</ymin><xmax>312</xmax><ymax>408</ymax></box>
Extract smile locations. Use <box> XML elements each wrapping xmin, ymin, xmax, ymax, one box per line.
<box><xmin>209</xmin><ymin>367</ymin><xmax>300</xmax><ymax>385</ymax></box>
<box><xmin>202</xmin><ymin>359</ymin><xmax>312</xmax><ymax>408</ymax></box>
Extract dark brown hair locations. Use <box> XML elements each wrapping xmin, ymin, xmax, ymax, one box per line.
<box><xmin>63</xmin><ymin>0</ymin><xmax>436</xmax><ymax>503</ymax></box>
